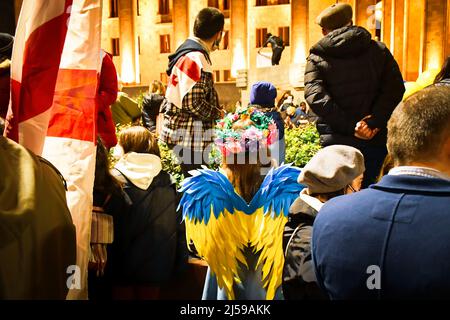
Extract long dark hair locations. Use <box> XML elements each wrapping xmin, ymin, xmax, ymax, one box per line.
<box><xmin>277</xmin><ymin>91</ymin><xmax>292</xmax><ymax>110</ymax></box>
<box><xmin>434</xmin><ymin>56</ymin><xmax>450</xmax><ymax>84</ymax></box>
<box><xmin>94</xmin><ymin>137</ymin><xmax>123</xmax><ymax>196</ymax></box>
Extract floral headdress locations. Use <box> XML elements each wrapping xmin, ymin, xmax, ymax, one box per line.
<box><xmin>215</xmin><ymin>106</ymin><xmax>278</xmax><ymax>156</ymax></box>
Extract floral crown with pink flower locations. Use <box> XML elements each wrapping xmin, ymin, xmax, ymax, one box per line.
<box><xmin>215</xmin><ymin>106</ymin><xmax>278</xmax><ymax>156</ymax></box>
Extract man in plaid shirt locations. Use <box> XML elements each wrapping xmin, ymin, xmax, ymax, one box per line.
<box><xmin>161</xmin><ymin>8</ymin><xmax>225</xmax><ymax>176</ymax></box>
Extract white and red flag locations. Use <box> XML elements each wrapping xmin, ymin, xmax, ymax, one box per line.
<box><xmin>6</xmin><ymin>0</ymin><xmax>73</xmax><ymax>155</ymax></box>
<box><xmin>42</xmin><ymin>0</ymin><xmax>102</xmax><ymax>300</ymax></box>
<box><xmin>166</xmin><ymin>51</ymin><xmax>212</xmax><ymax>108</ymax></box>
<box><xmin>8</xmin><ymin>0</ymin><xmax>102</xmax><ymax>299</ymax></box>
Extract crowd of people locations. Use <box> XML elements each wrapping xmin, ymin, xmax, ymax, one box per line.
<box><xmin>1</xmin><ymin>3</ymin><xmax>450</xmax><ymax>301</ymax></box>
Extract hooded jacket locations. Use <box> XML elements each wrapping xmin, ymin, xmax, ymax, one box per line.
<box><xmin>107</xmin><ymin>153</ymin><xmax>187</xmax><ymax>285</ymax></box>
<box><xmin>166</xmin><ymin>39</ymin><xmax>211</xmax><ymax>76</ymax></box>
<box><xmin>304</xmin><ymin>26</ymin><xmax>405</xmax><ymax>148</ymax></box>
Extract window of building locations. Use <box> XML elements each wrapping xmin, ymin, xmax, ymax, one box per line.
<box><xmin>137</xmin><ymin>0</ymin><xmax>140</xmax><ymax>16</ymax></box>
<box><xmin>208</xmin><ymin>0</ymin><xmax>230</xmax><ymax>17</ymax></box>
<box><xmin>256</xmin><ymin>0</ymin><xmax>289</xmax><ymax>6</ymax></box>
<box><xmin>111</xmin><ymin>38</ymin><xmax>120</xmax><ymax>56</ymax></box>
<box><xmin>138</xmin><ymin>36</ymin><xmax>141</xmax><ymax>55</ymax></box>
<box><xmin>223</xmin><ymin>70</ymin><xmax>235</xmax><ymax>82</ymax></box>
<box><xmin>256</xmin><ymin>28</ymin><xmax>268</xmax><ymax>48</ymax></box>
<box><xmin>220</xmin><ymin>30</ymin><xmax>229</xmax><ymax>50</ymax></box>
<box><xmin>278</xmin><ymin>26</ymin><xmax>290</xmax><ymax>46</ymax></box>
<box><xmin>160</xmin><ymin>34</ymin><xmax>171</xmax><ymax>54</ymax></box>
<box><xmin>208</xmin><ymin>0</ymin><xmax>219</xmax><ymax>7</ymax></box>
<box><xmin>160</xmin><ymin>72</ymin><xmax>168</xmax><ymax>85</ymax></box>
<box><xmin>214</xmin><ymin>70</ymin><xmax>221</xmax><ymax>82</ymax></box>
<box><xmin>159</xmin><ymin>0</ymin><xmax>170</xmax><ymax>15</ymax></box>
<box><xmin>158</xmin><ymin>0</ymin><xmax>172</xmax><ymax>22</ymax></box>
<box><xmin>110</xmin><ymin>0</ymin><xmax>119</xmax><ymax>18</ymax></box>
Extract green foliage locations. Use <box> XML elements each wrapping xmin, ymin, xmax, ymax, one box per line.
<box><xmin>158</xmin><ymin>142</ymin><xmax>185</xmax><ymax>187</ymax></box>
<box><xmin>285</xmin><ymin>123</ymin><xmax>322</xmax><ymax>168</ymax></box>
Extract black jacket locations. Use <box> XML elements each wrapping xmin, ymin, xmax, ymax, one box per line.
<box><xmin>282</xmin><ymin>195</ymin><xmax>327</xmax><ymax>300</ymax></box>
<box><xmin>141</xmin><ymin>93</ymin><xmax>165</xmax><ymax>132</ymax></box>
<box><xmin>304</xmin><ymin>26</ymin><xmax>405</xmax><ymax>147</ymax></box>
<box><xmin>106</xmin><ymin>170</ymin><xmax>188</xmax><ymax>286</ymax></box>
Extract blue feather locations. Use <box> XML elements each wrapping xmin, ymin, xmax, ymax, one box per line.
<box><xmin>178</xmin><ymin>165</ymin><xmax>305</xmax><ymax>225</ymax></box>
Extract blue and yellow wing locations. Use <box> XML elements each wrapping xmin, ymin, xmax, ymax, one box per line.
<box><xmin>178</xmin><ymin>169</ymin><xmax>249</xmax><ymax>300</ymax></box>
<box><xmin>250</xmin><ymin>164</ymin><xmax>304</xmax><ymax>299</ymax></box>
<box><xmin>178</xmin><ymin>165</ymin><xmax>304</xmax><ymax>300</ymax></box>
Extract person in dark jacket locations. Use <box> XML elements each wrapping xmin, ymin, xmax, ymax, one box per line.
<box><xmin>282</xmin><ymin>145</ymin><xmax>364</xmax><ymax>300</ymax></box>
<box><xmin>88</xmin><ymin>137</ymin><xmax>129</xmax><ymax>300</ymax></box>
<box><xmin>260</xmin><ymin>33</ymin><xmax>285</xmax><ymax>66</ymax></box>
<box><xmin>304</xmin><ymin>3</ymin><xmax>405</xmax><ymax>188</ymax></box>
<box><xmin>141</xmin><ymin>80</ymin><xmax>166</xmax><ymax>133</ymax></box>
<box><xmin>312</xmin><ymin>85</ymin><xmax>450</xmax><ymax>299</ymax></box>
<box><xmin>108</xmin><ymin>126</ymin><xmax>188</xmax><ymax>299</ymax></box>
<box><xmin>249</xmin><ymin>81</ymin><xmax>285</xmax><ymax>166</ymax></box>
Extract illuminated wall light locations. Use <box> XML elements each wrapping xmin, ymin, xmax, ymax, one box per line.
<box><xmin>231</xmin><ymin>40</ymin><xmax>246</xmax><ymax>77</ymax></box>
<box><xmin>293</xmin><ymin>38</ymin><xmax>306</xmax><ymax>64</ymax></box>
<box><xmin>425</xmin><ymin>49</ymin><xmax>443</xmax><ymax>71</ymax></box>
<box><xmin>121</xmin><ymin>46</ymin><xmax>135</xmax><ymax>84</ymax></box>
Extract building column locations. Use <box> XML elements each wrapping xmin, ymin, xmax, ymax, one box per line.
<box><xmin>381</xmin><ymin>0</ymin><xmax>393</xmax><ymax>49</ymax></box>
<box><xmin>447</xmin><ymin>0</ymin><xmax>450</xmax><ymax>58</ymax></box>
<box><xmin>391</xmin><ymin>0</ymin><xmax>405</xmax><ymax>75</ymax></box>
<box><xmin>354</xmin><ymin>0</ymin><xmax>377</xmax><ymax>36</ymax></box>
<box><xmin>230</xmin><ymin>0</ymin><xmax>247</xmax><ymax>76</ymax></box>
<box><xmin>291</xmin><ymin>0</ymin><xmax>309</xmax><ymax>64</ymax></box>
<box><xmin>118</xmin><ymin>0</ymin><xmax>136</xmax><ymax>84</ymax></box>
<box><xmin>173</xmin><ymin>0</ymin><xmax>189</xmax><ymax>50</ymax></box>
<box><xmin>423</xmin><ymin>0</ymin><xmax>448</xmax><ymax>71</ymax></box>
<box><xmin>403</xmin><ymin>0</ymin><xmax>426</xmax><ymax>80</ymax></box>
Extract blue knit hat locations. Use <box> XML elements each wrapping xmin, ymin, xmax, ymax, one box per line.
<box><xmin>250</xmin><ymin>82</ymin><xmax>277</xmax><ymax>107</ymax></box>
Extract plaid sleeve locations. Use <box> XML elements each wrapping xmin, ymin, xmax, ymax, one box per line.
<box><xmin>183</xmin><ymin>71</ymin><xmax>222</xmax><ymax>121</ymax></box>
<box><xmin>91</xmin><ymin>210</ymin><xmax>114</xmax><ymax>244</ymax></box>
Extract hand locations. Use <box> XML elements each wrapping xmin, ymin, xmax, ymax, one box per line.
<box><xmin>354</xmin><ymin>120</ymin><xmax>380</xmax><ymax>140</ymax></box>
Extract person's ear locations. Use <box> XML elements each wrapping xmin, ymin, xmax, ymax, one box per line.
<box><xmin>322</xmin><ymin>28</ymin><xmax>329</xmax><ymax>36</ymax></box>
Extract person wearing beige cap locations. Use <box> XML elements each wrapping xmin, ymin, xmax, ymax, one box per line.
<box><xmin>304</xmin><ymin>3</ymin><xmax>405</xmax><ymax>189</ymax></box>
<box><xmin>282</xmin><ymin>145</ymin><xmax>364</xmax><ymax>300</ymax></box>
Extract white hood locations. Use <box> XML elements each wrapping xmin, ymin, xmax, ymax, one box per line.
<box><xmin>115</xmin><ymin>152</ymin><xmax>162</xmax><ymax>190</ymax></box>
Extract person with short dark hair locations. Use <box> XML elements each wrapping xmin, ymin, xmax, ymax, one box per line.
<box><xmin>312</xmin><ymin>85</ymin><xmax>450</xmax><ymax>299</ymax></box>
<box><xmin>161</xmin><ymin>7</ymin><xmax>225</xmax><ymax>177</ymax></box>
<box><xmin>304</xmin><ymin>3</ymin><xmax>405</xmax><ymax>188</ymax></box>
